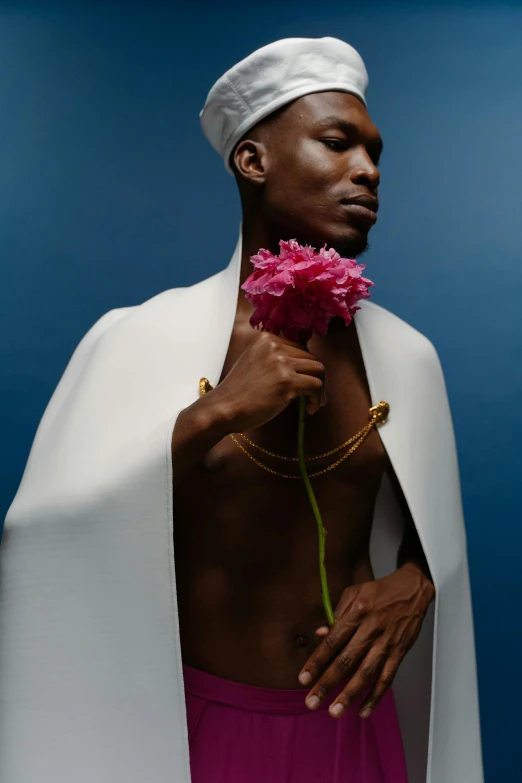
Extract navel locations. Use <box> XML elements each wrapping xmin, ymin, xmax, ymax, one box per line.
<box><xmin>293</xmin><ymin>634</ymin><xmax>309</xmax><ymax>649</ymax></box>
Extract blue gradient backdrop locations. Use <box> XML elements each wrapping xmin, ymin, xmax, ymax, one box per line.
<box><xmin>1</xmin><ymin>2</ymin><xmax>521</xmax><ymax>778</ymax></box>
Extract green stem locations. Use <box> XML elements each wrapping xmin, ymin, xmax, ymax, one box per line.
<box><xmin>297</xmin><ymin>394</ymin><xmax>335</xmax><ymax>628</ymax></box>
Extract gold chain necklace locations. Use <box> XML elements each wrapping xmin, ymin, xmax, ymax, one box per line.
<box><xmin>198</xmin><ymin>377</ymin><xmax>389</xmax><ymax>480</ymax></box>
<box><xmin>237</xmin><ymin>425</ymin><xmax>370</xmax><ymax>461</ymax></box>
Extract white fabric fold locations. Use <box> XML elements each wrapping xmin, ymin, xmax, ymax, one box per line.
<box><xmin>0</xmin><ymin>228</ymin><xmax>482</xmax><ymax>782</ymax></box>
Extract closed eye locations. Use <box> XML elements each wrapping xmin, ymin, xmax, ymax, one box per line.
<box><xmin>321</xmin><ymin>139</ymin><xmax>347</xmax><ymax>151</ymax></box>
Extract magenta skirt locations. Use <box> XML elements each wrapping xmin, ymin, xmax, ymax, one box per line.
<box><xmin>183</xmin><ymin>662</ymin><xmax>408</xmax><ymax>783</ymax></box>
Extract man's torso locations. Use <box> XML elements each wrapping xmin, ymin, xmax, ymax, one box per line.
<box><xmin>173</xmin><ymin>310</ymin><xmax>390</xmax><ymax>689</ymax></box>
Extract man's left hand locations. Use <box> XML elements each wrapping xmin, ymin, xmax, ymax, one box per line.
<box><xmin>298</xmin><ymin>563</ymin><xmax>435</xmax><ymax>719</ymax></box>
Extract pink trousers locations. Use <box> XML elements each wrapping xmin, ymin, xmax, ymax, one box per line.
<box><xmin>183</xmin><ymin>662</ymin><xmax>408</xmax><ymax>783</ymax></box>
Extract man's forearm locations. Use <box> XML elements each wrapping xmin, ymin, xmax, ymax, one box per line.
<box><xmin>387</xmin><ymin>459</ymin><xmax>435</xmax><ymax>589</ymax></box>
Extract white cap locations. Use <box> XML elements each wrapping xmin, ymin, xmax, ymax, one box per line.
<box><xmin>200</xmin><ymin>36</ymin><xmax>369</xmax><ymax>175</ymax></box>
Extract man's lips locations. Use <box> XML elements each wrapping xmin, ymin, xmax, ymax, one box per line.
<box><xmin>340</xmin><ymin>200</ymin><xmax>378</xmax><ymax>225</ymax></box>
<box><xmin>341</xmin><ymin>204</ymin><xmax>377</xmax><ymax>225</ymax></box>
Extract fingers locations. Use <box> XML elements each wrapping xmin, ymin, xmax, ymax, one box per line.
<box><xmin>304</xmin><ymin>637</ymin><xmax>401</xmax><ymax>720</ymax></box>
<box><xmin>291</xmin><ymin>358</ymin><xmax>326</xmax><ymax>411</ymax></box>
<box><xmin>298</xmin><ymin>612</ymin><xmax>361</xmax><ymax>686</ymax></box>
<box><xmin>290</xmin><ymin>358</ymin><xmax>326</xmax><ymax>377</ymax></box>
<box><xmin>315</xmin><ymin>626</ymin><xmax>329</xmax><ymax>637</ymax></box>
<box><xmin>254</xmin><ymin>331</ymin><xmax>327</xmax><ymax>414</ymax></box>
<box><xmin>329</xmin><ymin>654</ymin><xmax>399</xmax><ymax>720</ymax></box>
<box><xmin>357</xmin><ymin>657</ymin><xmax>400</xmax><ymax>718</ymax></box>
<box><xmin>293</xmin><ymin>372</ymin><xmax>325</xmax><ymax>414</ymax></box>
<box><xmin>325</xmin><ymin>648</ymin><xmax>389</xmax><ymax>719</ymax></box>
<box><xmin>255</xmin><ymin>332</ymin><xmax>327</xmax><ymax>413</ymax></box>
<box><xmin>259</xmin><ymin>332</ymin><xmax>323</xmax><ymax>369</ymax></box>
<box><xmin>301</xmin><ymin>626</ymin><xmax>373</xmax><ymax>711</ymax></box>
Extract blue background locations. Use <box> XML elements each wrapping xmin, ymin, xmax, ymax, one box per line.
<box><xmin>1</xmin><ymin>1</ymin><xmax>521</xmax><ymax>777</ymax></box>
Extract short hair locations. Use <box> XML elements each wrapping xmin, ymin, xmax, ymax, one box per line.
<box><xmin>228</xmin><ymin>101</ymin><xmax>294</xmax><ymax>176</ymax></box>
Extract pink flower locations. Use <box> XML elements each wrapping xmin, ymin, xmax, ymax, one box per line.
<box><xmin>241</xmin><ymin>239</ymin><xmax>374</xmax><ymax>343</ymax></box>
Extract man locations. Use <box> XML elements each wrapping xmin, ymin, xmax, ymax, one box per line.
<box><xmin>0</xmin><ymin>37</ymin><xmax>482</xmax><ymax>783</ymax></box>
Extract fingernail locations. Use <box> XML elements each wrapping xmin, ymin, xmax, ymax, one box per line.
<box><xmin>315</xmin><ymin>626</ymin><xmax>329</xmax><ymax>634</ymax></box>
<box><xmin>298</xmin><ymin>671</ymin><xmax>312</xmax><ymax>685</ymax></box>
<box><xmin>306</xmin><ymin>695</ymin><xmax>320</xmax><ymax>710</ymax></box>
<box><xmin>330</xmin><ymin>703</ymin><xmax>344</xmax><ymax>717</ymax></box>
<box><xmin>360</xmin><ymin>707</ymin><xmax>372</xmax><ymax>718</ymax></box>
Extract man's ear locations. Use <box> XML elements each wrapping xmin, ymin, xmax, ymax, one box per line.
<box><xmin>232</xmin><ymin>139</ymin><xmax>269</xmax><ymax>185</ymax></box>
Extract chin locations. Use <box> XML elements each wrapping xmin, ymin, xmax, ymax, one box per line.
<box><xmin>323</xmin><ymin>226</ymin><xmax>371</xmax><ymax>259</ymax></box>
<box><xmin>281</xmin><ymin>219</ymin><xmax>371</xmax><ymax>258</ymax></box>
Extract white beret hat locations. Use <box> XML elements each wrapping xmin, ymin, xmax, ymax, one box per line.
<box><xmin>200</xmin><ymin>36</ymin><xmax>369</xmax><ymax>174</ymax></box>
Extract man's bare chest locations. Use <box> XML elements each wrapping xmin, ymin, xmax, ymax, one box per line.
<box><xmin>174</xmin><ymin>320</ymin><xmax>388</xmax><ymax>520</ymax></box>
<box><xmin>217</xmin><ymin>319</ymin><xmax>383</xmax><ymax>459</ymax></box>
<box><xmin>172</xmin><ymin>320</ymin><xmax>389</xmax><ymax>611</ymax></box>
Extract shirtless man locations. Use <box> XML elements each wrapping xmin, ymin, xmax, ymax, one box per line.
<box><xmin>0</xmin><ymin>35</ymin><xmax>482</xmax><ymax>783</ymax></box>
<box><xmin>170</xmin><ymin>38</ymin><xmax>435</xmax><ymax>782</ymax></box>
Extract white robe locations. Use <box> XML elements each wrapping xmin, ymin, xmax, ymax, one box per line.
<box><xmin>0</xmin><ymin>229</ymin><xmax>483</xmax><ymax>783</ymax></box>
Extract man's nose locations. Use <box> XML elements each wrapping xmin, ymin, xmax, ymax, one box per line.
<box><xmin>350</xmin><ymin>149</ymin><xmax>380</xmax><ymax>190</ymax></box>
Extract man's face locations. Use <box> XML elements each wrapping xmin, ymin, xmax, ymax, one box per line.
<box><xmin>244</xmin><ymin>91</ymin><xmax>383</xmax><ymax>257</ymax></box>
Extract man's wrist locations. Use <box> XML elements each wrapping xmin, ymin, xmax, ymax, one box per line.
<box><xmin>398</xmin><ymin>558</ymin><xmax>431</xmax><ymax>581</ymax></box>
<box><xmin>397</xmin><ymin>560</ymin><xmax>436</xmax><ymax>603</ymax></box>
<box><xmin>193</xmin><ymin>393</ymin><xmax>237</xmax><ymax>441</ymax></box>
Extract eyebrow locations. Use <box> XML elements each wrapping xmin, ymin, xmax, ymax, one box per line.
<box><xmin>313</xmin><ymin>115</ymin><xmax>384</xmax><ymax>158</ymax></box>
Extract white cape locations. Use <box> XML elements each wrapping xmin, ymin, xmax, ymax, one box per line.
<box><xmin>0</xmin><ymin>230</ymin><xmax>483</xmax><ymax>783</ymax></box>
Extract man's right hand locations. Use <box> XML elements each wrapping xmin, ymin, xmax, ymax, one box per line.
<box><xmin>200</xmin><ymin>330</ymin><xmax>326</xmax><ymax>432</ymax></box>
<box><xmin>171</xmin><ymin>331</ymin><xmax>326</xmax><ymax>486</ymax></box>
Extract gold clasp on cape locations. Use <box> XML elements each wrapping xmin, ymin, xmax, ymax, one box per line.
<box><xmin>369</xmin><ymin>401</ymin><xmax>390</xmax><ymax>425</ymax></box>
<box><xmin>199</xmin><ymin>377</ymin><xmax>214</xmax><ymax>396</ymax></box>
